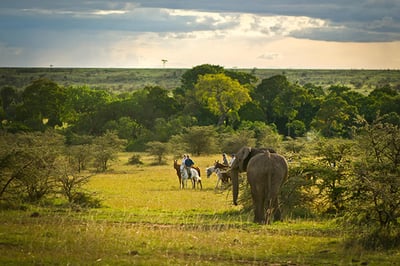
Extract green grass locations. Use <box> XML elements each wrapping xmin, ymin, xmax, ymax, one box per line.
<box><xmin>1</xmin><ymin>153</ymin><xmax>399</xmax><ymax>265</ymax></box>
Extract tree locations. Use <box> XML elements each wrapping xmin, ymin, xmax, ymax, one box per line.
<box><xmin>177</xmin><ymin>126</ymin><xmax>218</xmax><ymax>155</ymax></box>
<box><xmin>63</xmin><ymin>85</ymin><xmax>112</xmax><ymax>127</ymax></box>
<box><xmin>253</xmin><ymin>75</ymin><xmax>315</xmax><ymax>136</ymax></box>
<box><xmin>180</xmin><ymin>64</ymin><xmax>224</xmax><ymax>91</ymax></box>
<box><xmin>56</xmin><ymin>158</ymin><xmax>93</xmax><ymax>204</ymax></box>
<box><xmin>17</xmin><ymin>79</ymin><xmax>66</xmax><ymax>130</ymax></box>
<box><xmin>0</xmin><ymin>86</ymin><xmax>19</xmax><ymax>121</ymax></box>
<box><xmin>344</xmin><ymin>117</ymin><xmax>400</xmax><ymax>249</ymax></box>
<box><xmin>311</xmin><ymin>95</ymin><xmax>357</xmax><ymax>137</ymax></box>
<box><xmin>272</xmin><ymin>83</ymin><xmax>309</xmax><ymax>136</ymax></box>
<box><xmin>0</xmin><ymin>130</ymin><xmax>64</xmax><ymax>203</ymax></box>
<box><xmin>220</xmin><ymin>129</ymin><xmax>257</xmax><ymax>154</ymax></box>
<box><xmin>253</xmin><ymin>75</ymin><xmax>290</xmax><ymax>123</ymax></box>
<box><xmin>238</xmin><ymin>102</ymin><xmax>265</xmax><ymax>124</ymax></box>
<box><xmin>238</xmin><ymin>121</ymin><xmax>282</xmax><ymax>148</ymax></box>
<box><xmin>364</xmin><ymin>85</ymin><xmax>400</xmax><ymax>123</ymax></box>
<box><xmin>146</xmin><ymin>141</ymin><xmax>170</xmax><ymax>165</ymax></box>
<box><xmin>314</xmin><ymin>139</ymin><xmax>353</xmax><ymax>214</ymax></box>
<box><xmin>92</xmin><ymin>131</ymin><xmax>126</xmax><ymax>172</ymax></box>
<box><xmin>195</xmin><ymin>73</ymin><xmax>251</xmax><ymax>126</ymax></box>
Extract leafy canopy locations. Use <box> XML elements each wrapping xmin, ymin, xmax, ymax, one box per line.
<box><xmin>195</xmin><ymin>73</ymin><xmax>251</xmax><ymax>126</ymax></box>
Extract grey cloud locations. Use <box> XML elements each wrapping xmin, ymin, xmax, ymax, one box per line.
<box><xmin>0</xmin><ymin>0</ymin><xmax>399</xmax><ymax>42</ymax></box>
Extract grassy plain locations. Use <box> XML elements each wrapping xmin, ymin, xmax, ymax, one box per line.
<box><xmin>1</xmin><ymin>153</ymin><xmax>399</xmax><ymax>265</ymax></box>
<box><xmin>1</xmin><ymin>68</ymin><xmax>399</xmax><ymax>94</ymax></box>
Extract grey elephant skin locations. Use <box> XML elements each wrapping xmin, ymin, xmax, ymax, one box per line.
<box><xmin>230</xmin><ymin>146</ymin><xmax>288</xmax><ymax>224</ymax></box>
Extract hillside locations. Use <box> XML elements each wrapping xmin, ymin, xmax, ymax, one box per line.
<box><xmin>1</xmin><ymin>68</ymin><xmax>399</xmax><ymax>93</ymax></box>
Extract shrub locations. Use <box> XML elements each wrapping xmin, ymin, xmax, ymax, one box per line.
<box><xmin>128</xmin><ymin>153</ymin><xmax>143</xmax><ymax>165</ymax></box>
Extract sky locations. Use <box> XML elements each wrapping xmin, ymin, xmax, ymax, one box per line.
<box><xmin>1</xmin><ymin>0</ymin><xmax>400</xmax><ymax>69</ymax></box>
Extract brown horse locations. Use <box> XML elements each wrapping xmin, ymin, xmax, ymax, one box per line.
<box><xmin>173</xmin><ymin>160</ymin><xmax>202</xmax><ymax>189</ymax></box>
<box><xmin>173</xmin><ymin>160</ymin><xmax>182</xmax><ymax>187</ymax></box>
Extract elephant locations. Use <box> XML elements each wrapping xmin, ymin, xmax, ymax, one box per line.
<box><xmin>230</xmin><ymin>146</ymin><xmax>288</xmax><ymax>224</ymax></box>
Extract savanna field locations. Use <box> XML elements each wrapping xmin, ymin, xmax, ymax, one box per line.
<box><xmin>1</xmin><ymin>153</ymin><xmax>399</xmax><ymax>265</ymax></box>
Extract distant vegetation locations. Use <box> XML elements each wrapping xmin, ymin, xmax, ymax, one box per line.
<box><xmin>1</xmin><ymin>67</ymin><xmax>399</xmax><ymax>93</ymax></box>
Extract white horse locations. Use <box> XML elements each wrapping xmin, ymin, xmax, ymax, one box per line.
<box><xmin>180</xmin><ymin>165</ymin><xmax>202</xmax><ymax>189</ymax></box>
<box><xmin>206</xmin><ymin>165</ymin><xmax>227</xmax><ymax>189</ymax></box>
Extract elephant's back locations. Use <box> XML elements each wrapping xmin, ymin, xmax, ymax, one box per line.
<box><xmin>247</xmin><ymin>151</ymin><xmax>288</xmax><ymax>178</ymax></box>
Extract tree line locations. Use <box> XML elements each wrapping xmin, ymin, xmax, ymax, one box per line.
<box><xmin>1</xmin><ymin>64</ymin><xmax>399</xmax><ymax>150</ymax></box>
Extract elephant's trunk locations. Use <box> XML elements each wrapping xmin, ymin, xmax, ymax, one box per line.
<box><xmin>231</xmin><ymin>169</ymin><xmax>239</xmax><ymax>205</ymax></box>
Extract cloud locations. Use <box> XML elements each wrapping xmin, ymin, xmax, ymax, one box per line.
<box><xmin>1</xmin><ymin>0</ymin><xmax>399</xmax><ymax>42</ymax></box>
<box><xmin>0</xmin><ymin>1</ymin><xmax>399</xmax><ymax>68</ymax></box>
<box><xmin>258</xmin><ymin>53</ymin><xmax>281</xmax><ymax>61</ymax></box>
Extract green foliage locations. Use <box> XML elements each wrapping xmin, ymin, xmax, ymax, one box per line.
<box><xmin>342</xmin><ymin>117</ymin><xmax>400</xmax><ymax>248</ymax></box>
<box><xmin>312</xmin><ymin>95</ymin><xmax>353</xmax><ymax>137</ymax></box>
<box><xmin>280</xmin><ymin>166</ymin><xmax>317</xmax><ymax>218</ymax></box>
<box><xmin>0</xmin><ymin>130</ymin><xmax>101</xmax><ymax>207</ymax></box>
<box><xmin>146</xmin><ymin>141</ymin><xmax>170</xmax><ymax>165</ymax></box>
<box><xmin>313</xmin><ymin>139</ymin><xmax>353</xmax><ymax>214</ymax></box>
<box><xmin>92</xmin><ymin>131</ymin><xmax>126</xmax><ymax>172</ymax></box>
<box><xmin>195</xmin><ymin>73</ymin><xmax>251</xmax><ymax>126</ymax></box>
<box><xmin>238</xmin><ymin>121</ymin><xmax>281</xmax><ymax>148</ymax></box>
<box><xmin>17</xmin><ymin>78</ymin><xmax>66</xmax><ymax>130</ymax></box>
<box><xmin>219</xmin><ymin>129</ymin><xmax>256</xmax><ymax>154</ymax></box>
<box><xmin>65</xmin><ymin>144</ymin><xmax>92</xmax><ymax>172</ymax></box>
<box><xmin>55</xmin><ymin>158</ymin><xmax>93</xmax><ymax>204</ymax></box>
<box><xmin>178</xmin><ymin>125</ymin><xmax>218</xmax><ymax>155</ymax></box>
<box><xmin>180</xmin><ymin>64</ymin><xmax>225</xmax><ymax>91</ymax></box>
<box><xmin>127</xmin><ymin>153</ymin><xmax>143</xmax><ymax>165</ymax></box>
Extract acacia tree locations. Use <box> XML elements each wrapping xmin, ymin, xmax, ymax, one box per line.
<box><xmin>344</xmin><ymin>117</ymin><xmax>400</xmax><ymax>249</ymax></box>
<box><xmin>195</xmin><ymin>73</ymin><xmax>251</xmax><ymax>126</ymax></box>
<box><xmin>170</xmin><ymin>126</ymin><xmax>218</xmax><ymax>155</ymax></box>
<box><xmin>92</xmin><ymin>131</ymin><xmax>126</xmax><ymax>172</ymax></box>
<box><xmin>0</xmin><ymin>131</ymin><xmax>64</xmax><ymax>203</ymax></box>
<box><xmin>146</xmin><ymin>141</ymin><xmax>170</xmax><ymax>165</ymax></box>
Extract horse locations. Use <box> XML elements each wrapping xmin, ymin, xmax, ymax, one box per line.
<box><xmin>206</xmin><ymin>161</ymin><xmax>231</xmax><ymax>189</ymax></box>
<box><xmin>181</xmin><ymin>165</ymin><xmax>202</xmax><ymax>189</ymax></box>
<box><xmin>192</xmin><ymin>166</ymin><xmax>202</xmax><ymax>189</ymax></box>
<box><xmin>214</xmin><ymin>160</ymin><xmax>231</xmax><ymax>183</ymax></box>
<box><xmin>173</xmin><ymin>160</ymin><xmax>182</xmax><ymax>187</ymax></box>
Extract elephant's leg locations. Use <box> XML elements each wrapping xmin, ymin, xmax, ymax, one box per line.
<box><xmin>251</xmin><ymin>184</ymin><xmax>265</xmax><ymax>224</ymax></box>
<box><xmin>272</xmin><ymin>197</ymin><xmax>282</xmax><ymax>221</ymax></box>
<box><xmin>265</xmin><ymin>198</ymin><xmax>276</xmax><ymax>224</ymax></box>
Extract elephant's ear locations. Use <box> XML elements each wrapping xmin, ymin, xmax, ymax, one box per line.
<box><xmin>239</xmin><ymin>147</ymin><xmax>251</xmax><ymax>172</ymax></box>
<box><xmin>243</xmin><ymin>147</ymin><xmax>250</xmax><ymax>158</ymax></box>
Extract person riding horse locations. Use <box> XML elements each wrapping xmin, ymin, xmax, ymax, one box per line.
<box><xmin>184</xmin><ymin>155</ymin><xmax>195</xmax><ymax>178</ymax></box>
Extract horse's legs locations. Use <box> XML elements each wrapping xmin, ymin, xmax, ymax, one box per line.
<box><xmin>215</xmin><ymin>176</ymin><xmax>220</xmax><ymax>189</ymax></box>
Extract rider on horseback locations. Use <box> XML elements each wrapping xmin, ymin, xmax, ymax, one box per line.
<box><xmin>184</xmin><ymin>155</ymin><xmax>195</xmax><ymax>178</ymax></box>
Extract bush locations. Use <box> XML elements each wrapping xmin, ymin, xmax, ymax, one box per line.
<box><xmin>70</xmin><ymin>192</ymin><xmax>102</xmax><ymax>208</ymax></box>
<box><xmin>128</xmin><ymin>154</ymin><xmax>143</xmax><ymax>165</ymax></box>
